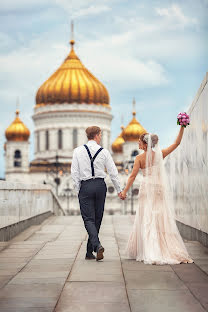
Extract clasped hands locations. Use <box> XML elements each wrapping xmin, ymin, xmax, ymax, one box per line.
<box><xmin>118</xmin><ymin>191</ymin><xmax>127</xmax><ymax>200</ymax></box>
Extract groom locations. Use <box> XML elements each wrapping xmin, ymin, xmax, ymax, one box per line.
<box><xmin>71</xmin><ymin>126</ymin><xmax>123</xmax><ymax>261</ymax></box>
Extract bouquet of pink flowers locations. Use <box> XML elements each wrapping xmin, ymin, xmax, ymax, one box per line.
<box><xmin>177</xmin><ymin>112</ymin><xmax>190</xmax><ymax>128</ymax></box>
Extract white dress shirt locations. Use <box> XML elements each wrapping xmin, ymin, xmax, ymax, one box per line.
<box><xmin>71</xmin><ymin>140</ymin><xmax>122</xmax><ymax>193</ymax></box>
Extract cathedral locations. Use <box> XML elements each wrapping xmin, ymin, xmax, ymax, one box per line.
<box><xmin>4</xmin><ymin>33</ymin><xmax>147</xmax><ymax>214</ymax></box>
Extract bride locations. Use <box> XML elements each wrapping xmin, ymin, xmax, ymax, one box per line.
<box><xmin>121</xmin><ymin>125</ymin><xmax>193</xmax><ymax>265</ymax></box>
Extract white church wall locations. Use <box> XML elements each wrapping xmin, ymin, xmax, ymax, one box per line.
<box><xmin>5</xmin><ymin>141</ymin><xmax>30</xmax><ymax>175</ymax></box>
<box><xmin>112</xmin><ymin>153</ymin><xmax>123</xmax><ymax>163</ymax></box>
<box><xmin>39</xmin><ymin>130</ymin><xmax>45</xmax><ymax>152</ymax></box>
<box><xmin>123</xmin><ymin>141</ymin><xmax>140</xmax><ymax>161</ymax></box>
<box><xmin>167</xmin><ymin>72</ymin><xmax>208</xmax><ymax>234</ymax></box>
<box><xmin>32</xmin><ymin>103</ymin><xmax>112</xmax><ymax>161</ymax></box>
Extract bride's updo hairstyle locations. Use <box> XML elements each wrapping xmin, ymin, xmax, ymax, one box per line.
<box><xmin>140</xmin><ymin>133</ymin><xmax>159</xmax><ymax>148</ymax></box>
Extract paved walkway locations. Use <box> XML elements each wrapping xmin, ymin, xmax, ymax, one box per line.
<box><xmin>0</xmin><ymin>215</ymin><xmax>207</xmax><ymax>312</ymax></box>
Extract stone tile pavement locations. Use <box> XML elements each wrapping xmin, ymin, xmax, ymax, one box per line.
<box><xmin>0</xmin><ymin>215</ymin><xmax>207</xmax><ymax>312</ymax></box>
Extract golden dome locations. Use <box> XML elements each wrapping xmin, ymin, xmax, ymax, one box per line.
<box><xmin>122</xmin><ymin>111</ymin><xmax>146</xmax><ymax>142</ymax></box>
<box><xmin>5</xmin><ymin>110</ymin><xmax>30</xmax><ymax>142</ymax></box>
<box><xmin>112</xmin><ymin>126</ymin><xmax>125</xmax><ymax>153</ymax></box>
<box><xmin>36</xmin><ymin>39</ymin><xmax>110</xmax><ymax>107</ymax></box>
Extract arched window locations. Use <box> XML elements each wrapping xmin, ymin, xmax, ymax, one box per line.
<box><xmin>58</xmin><ymin>129</ymin><xmax>62</xmax><ymax>149</ymax></box>
<box><xmin>14</xmin><ymin>150</ymin><xmax>21</xmax><ymax>167</ymax></box>
<box><xmin>45</xmin><ymin>130</ymin><xmax>49</xmax><ymax>150</ymax></box>
<box><xmin>14</xmin><ymin>150</ymin><xmax>21</xmax><ymax>158</ymax></box>
<box><xmin>73</xmin><ymin>129</ymin><xmax>77</xmax><ymax>148</ymax></box>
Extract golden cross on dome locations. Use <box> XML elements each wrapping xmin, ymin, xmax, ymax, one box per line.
<box><xmin>16</xmin><ymin>97</ymin><xmax>20</xmax><ymax>116</ymax></box>
<box><xmin>132</xmin><ymin>97</ymin><xmax>136</xmax><ymax>116</ymax></box>
<box><xmin>70</xmin><ymin>21</ymin><xmax>75</xmax><ymax>46</ymax></box>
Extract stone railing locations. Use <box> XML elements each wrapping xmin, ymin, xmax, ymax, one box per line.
<box><xmin>166</xmin><ymin>72</ymin><xmax>208</xmax><ymax>246</ymax></box>
<box><xmin>0</xmin><ymin>181</ymin><xmax>65</xmax><ymax>240</ymax></box>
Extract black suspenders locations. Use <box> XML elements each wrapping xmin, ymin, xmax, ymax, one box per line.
<box><xmin>84</xmin><ymin>144</ymin><xmax>103</xmax><ymax>177</ymax></box>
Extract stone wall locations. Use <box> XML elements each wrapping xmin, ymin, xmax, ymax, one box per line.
<box><xmin>0</xmin><ymin>181</ymin><xmax>65</xmax><ymax>240</ymax></box>
<box><xmin>166</xmin><ymin>72</ymin><xmax>208</xmax><ymax>244</ymax></box>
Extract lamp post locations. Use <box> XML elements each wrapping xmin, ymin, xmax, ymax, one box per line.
<box><xmin>46</xmin><ymin>153</ymin><xmax>68</xmax><ymax>196</ymax></box>
<box><xmin>122</xmin><ymin>150</ymin><xmax>138</xmax><ymax>214</ymax></box>
<box><xmin>64</xmin><ymin>181</ymin><xmax>72</xmax><ymax>214</ymax></box>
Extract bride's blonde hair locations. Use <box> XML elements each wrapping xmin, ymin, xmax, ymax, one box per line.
<box><xmin>140</xmin><ymin>133</ymin><xmax>159</xmax><ymax>148</ymax></box>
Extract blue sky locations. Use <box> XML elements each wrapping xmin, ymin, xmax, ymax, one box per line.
<box><xmin>0</xmin><ymin>0</ymin><xmax>208</xmax><ymax>178</ymax></box>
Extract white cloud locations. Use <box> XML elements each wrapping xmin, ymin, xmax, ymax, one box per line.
<box><xmin>113</xmin><ymin>13</ymin><xmax>202</xmax><ymax>63</ymax></box>
<box><xmin>0</xmin><ymin>0</ymin><xmax>51</xmax><ymax>12</ymax></box>
<box><xmin>85</xmin><ymin>51</ymin><xmax>168</xmax><ymax>88</ymax></box>
<box><xmin>72</xmin><ymin>5</ymin><xmax>111</xmax><ymax>18</ymax></box>
<box><xmin>0</xmin><ymin>33</ymin><xmax>69</xmax><ymax>117</ymax></box>
<box><xmin>0</xmin><ymin>32</ymin><xmax>15</xmax><ymax>49</ymax></box>
<box><xmin>54</xmin><ymin>0</ymin><xmax>111</xmax><ymax>18</ymax></box>
<box><xmin>0</xmin><ymin>0</ymin><xmax>111</xmax><ymax>19</ymax></box>
<box><xmin>155</xmin><ymin>4</ymin><xmax>197</xmax><ymax>27</ymax></box>
<box><xmin>78</xmin><ymin>32</ymin><xmax>168</xmax><ymax>88</ymax></box>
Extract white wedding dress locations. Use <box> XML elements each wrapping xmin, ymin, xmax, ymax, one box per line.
<box><xmin>125</xmin><ymin>138</ymin><xmax>193</xmax><ymax>265</ymax></box>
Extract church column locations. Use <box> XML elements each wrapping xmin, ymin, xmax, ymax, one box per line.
<box><xmin>21</xmin><ymin>142</ymin><xmax>30</xmax><ymax>172</ymax></box>
<box><xmin>69</xmin><ymin>128</ymin><xmax>73</xmax><ymax>150</ymax></box>
<box><xmin>77</xmin><ymin>128</ymin><xmax>85</xmax><ymax>146</ymax></box>
<box><xmin>39</xmin><ymin>130</ymin><xmax>45</xmax><ymax>152</ymax></box>
<box><xmin>107</xmin><ymin>130</ymin><xmax>111</xmax><ymax>150</ymax></box>
<box><xmin>63</xmin><ymin>128</ymin><xmax>72</xmax><ymax>151</ymax></box>
<box><xmin>5</xmin><ymin>143</ymin><xmax>12</xmax><ymax>171</ymax></box>
<box><xmin>102</xmin><ymin>130</ymin><xmax>108</xmax><ymax>149</ymax></box>
<box><xmin>34</xmin><ymin>131</ymin><xmax>37</xmax><ymax>154</ymax></box>
<box><xmin>50</xmin><ymin>129</ymin><xmax>57</xmax><ymax>151</ymax></box>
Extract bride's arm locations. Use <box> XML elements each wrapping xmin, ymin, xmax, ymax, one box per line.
<box><xmin>162</xmin><ymin>126</ymin><xmax>184</xmax><ymax>158</ymax></box>
<box><xmin>122</xmin><ymin>156</ymin><xmax>141</xmax><ymax>197</ymax></box>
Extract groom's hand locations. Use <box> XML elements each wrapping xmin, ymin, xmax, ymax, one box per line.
<box><xmin>121</xmin><ymin>191</ymin><xmax>127</xmax><ymax>200</ymax></box>
<box><xmin>118</xmin><ymin>192</ymin><xmax>126</xmax><ymax>200</ymax></box>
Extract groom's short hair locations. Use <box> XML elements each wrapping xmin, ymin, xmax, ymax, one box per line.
<box><xmin>86</xmin><ymin>126</ymin><xmax>101</xmax><ymax>140</ymax></box>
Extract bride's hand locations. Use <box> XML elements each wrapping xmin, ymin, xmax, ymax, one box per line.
<box><xmin>121</xmin><ymin>191</ymin><xmax>127</xmax><ymax>200</ymax></box>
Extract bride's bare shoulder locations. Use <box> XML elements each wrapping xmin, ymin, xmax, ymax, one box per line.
<box><xmin>135</xmin><ymin>154</ymin><xmax>142</xmax><ymax>161</ymax></box>
<box><xmin>135</xmin><ymin>154</ymin><xmax>145</xmax><ymax>167</ymax></box>
<box><xmin>136</xmin><ymin>153</ymin><xmax>145</xmax><ymax>160</ymax></box>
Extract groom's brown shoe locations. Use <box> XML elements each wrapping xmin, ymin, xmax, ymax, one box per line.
<box><xmin>96</xmin><ymin>245</ymin><xmax>104</xmax><ymax>261</ymax></box>
<box><xmin>85</xmin><ymin>253</ymin><xmax>96</xmax><ymax>260</ymax></box>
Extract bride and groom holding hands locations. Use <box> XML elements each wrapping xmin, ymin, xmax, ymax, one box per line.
<box><xmin>71</xmin><ymin>123</ymin><xmax>193</xmax><ymax>264</ymax></box>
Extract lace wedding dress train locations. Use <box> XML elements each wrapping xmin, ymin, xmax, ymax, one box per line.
<box><xmin>125</xmin><ymin>141</ymin><xmax>193</xmax><ymax>265</ymax></box>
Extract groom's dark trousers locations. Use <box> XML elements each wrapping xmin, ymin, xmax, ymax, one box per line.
<box><xmin>78</xmin><ymin>178</ymin><xmax>107</xmax><ymax>254</ymax></box>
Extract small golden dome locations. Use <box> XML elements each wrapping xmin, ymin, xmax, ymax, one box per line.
<box><xmin>112</xmin><ymin>126</ymin><xmax>125</xmax><ymax>153</ymax></box>
<box><xmin>122</xmin><ymin>111</ymin><xmax>146</xmax><ymax>142</ymax></box>
<box><xmin>5</xmin><ymin>110</ymin><xmax>30</xmax><ymax>142</ymax></box>
<box><xmin>36</xmin><ymin>39</ymin><xmax>110</xmax><ymax>107</ymax></box>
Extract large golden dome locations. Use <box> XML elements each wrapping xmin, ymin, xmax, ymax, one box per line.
<box><xmin>36</xmin><ymin>39</ymin><xmax>110</xmax><ymax>107</ymax></box>
<box><xmin>122</xmin><ymin>111</ymin><xmax>146</xmax><ymax>142</ymax></box>
<box><xmin>112</xmin><ymin>126</ymin><xmax>125</xmax><ymax>153</ymax></box>
<box><xmin>5</xmin><ymin>110</ymin><xmax>30</xmax><ymax>142</ymax></box>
